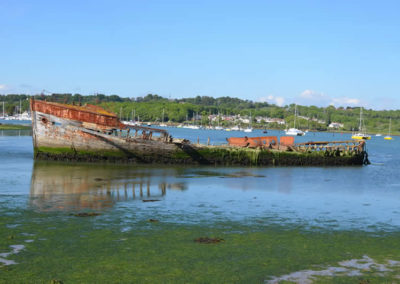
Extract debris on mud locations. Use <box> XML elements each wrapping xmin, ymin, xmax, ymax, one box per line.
<box><xmin>194</xmin><ymin>237</ymin><xmax>224</xmax><ymax>244</ymax></box>
<box><xmin>71</xmin><ymin>212</ymin><xmax>100</xmax><ymax>217</ymax></box>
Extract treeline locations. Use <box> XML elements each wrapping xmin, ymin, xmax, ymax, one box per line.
<box><xmin>1</xmin><ymin>93</ymin><xmax>399</xmax><ymax>134</ymax></box>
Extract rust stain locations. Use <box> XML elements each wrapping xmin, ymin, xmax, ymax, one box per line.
<box><xmin>30</xmin><ymin>99</ymin><xmax>169</xmax><ymax>137</ymax></box>
<box><xmin>31</xmin><ymin>99</ymin><xmax>122</xmax><ymax>129</ymax></box>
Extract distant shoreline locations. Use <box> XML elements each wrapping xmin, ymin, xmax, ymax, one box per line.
<box><xmin>0</xmin><ymin>121</ymin><xmax>393</xmax><ymax>137</ymax></box>
<box><xmin>0</xmin><ymin>123</ymin><xmax>32</xmax><ymax>130</ymax></box>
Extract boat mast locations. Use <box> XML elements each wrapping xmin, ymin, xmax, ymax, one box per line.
<box><xmin>2</xmin><ymin>101</ymin><xmax>4</xmax><ymax>118</ymax></box>
<box><xmin>249</xmin><ymin>111</ymin><xmax>252</xmax><ymax>129</ymax></box>
<box><xmin>294</xmin><ymin>105</ymin><xmax>297</xmax><ymax>129</ymax></box>
<box><xmin>389</xmin><ymin>118</ymin><xmax>392</xmax><ymax>136</ymax></box>
<box><xmin>162</xmin><ymin>108</ymin><xmax>165</xmax><ymax>124</ymax></box>
<box><xmin>359</xmin><ymin>107</ymin><xmax>363</xmax><ymax>132</ymax></box>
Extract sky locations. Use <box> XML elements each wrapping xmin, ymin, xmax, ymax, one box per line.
<box><xmin>0</xmin><ymin>0</ymin><xmax>399</xmax><ymax>109</ymax></box>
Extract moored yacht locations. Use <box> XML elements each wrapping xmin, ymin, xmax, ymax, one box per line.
<box><xmin>243</xmin><ymin>111</ymin><xmax>253</xmax><ymax>133</ymax></box>
<box><xmin>352</xmin><ymin>107</ymin><xmax>371</xmax><ymax>140</ymax></box>
<box><xmin>384</xmin><ymin>118</ymin><xmax>393</xmax><ymax>140</ymax></box>
<box><xmin>285</xmin><ymin>105</ymin><xmax>305</xmax><ymax>136</ymax></box>
<box><xmin>285</xmin><ymin>128</ymin><xmax>305</xmax><ymax>136</ymax></box>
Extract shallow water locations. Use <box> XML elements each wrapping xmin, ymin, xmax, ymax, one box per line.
<box><xmin>1</xmin><ymin>128</ymin><xmax>400</xmax><ymax>283</ymax></box>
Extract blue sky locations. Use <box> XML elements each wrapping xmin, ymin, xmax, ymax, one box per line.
<box><xmin>1</xmin><ymin>0</ymin><xmax>399</xmax><ymax>109</ymax></box>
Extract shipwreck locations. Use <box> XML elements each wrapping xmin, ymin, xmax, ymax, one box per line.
<box><xmin>30</xmin><ymin>99</ymin><xmax>369</xmax><ymax>166</ymax></box>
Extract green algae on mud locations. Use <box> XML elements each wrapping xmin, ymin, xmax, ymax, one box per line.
<box><xmin>2</xmin><ymin>211</ymin><xmax>400</xmax><ymax>284</ymax></box>
<box><xmin>34</xmin><ymin>145</ymin><xmax>365</xmax><ymax>166</ymax></box>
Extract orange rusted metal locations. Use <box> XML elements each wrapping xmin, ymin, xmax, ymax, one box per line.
<box><xmin>247</xmin><ymin>136</ymin><xmax>278</xmax><ymax>148</ymax></box>
<box><xmin>279</xmin><ymin>136</ymin><xmax>295</xmax><ymax>146</ymax></box>
<box><xmin>227</xmin><ymin>136</ymin><xmax>278</xmax><ymax>148</ymax></box>
<box><xmin>227</xmin><ymin>137</ymin><xmax>250</xmax><ymax>147</ymax></box>
<box><xmin>30</xmin><ymin>98</ymin><xmax>123</xmax><ymax>129</ymax></box>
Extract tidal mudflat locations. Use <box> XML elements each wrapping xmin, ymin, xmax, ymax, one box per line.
<box><xmin>1</xmin><ymin>129</ymin><xmax>400</xmax><ymax>283</ymax></box>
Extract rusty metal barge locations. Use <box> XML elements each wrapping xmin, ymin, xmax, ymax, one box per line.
<box><xmin>30</xmin><ymin>99</ymin><xmax>369</xmax><ymax>166</ymax></box>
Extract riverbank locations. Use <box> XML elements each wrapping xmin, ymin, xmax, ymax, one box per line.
<box><xmin>0</xmin><ymin>124</ymin><xmax>31</xmax><ymax>130</ymax></box>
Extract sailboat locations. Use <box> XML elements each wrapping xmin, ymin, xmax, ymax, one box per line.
<box><xmin>214</xmin><ymin>112</ymin><xmax>223</xmax><ymax>130</ymax></box>
<box><xmin>0</xmin><ymin>101</ymin><xmax>5</xmax><ymax>119</ymax></box>
<box><xmin>285</xmin><ymin>105</ymin><xmax>305</xmax><ymax>136</ymax></box>
<box><xmin>243</xmin><ymin>111</ymin><xmax>253</xmax><ymax>133</ymax></box>
<box><xmin>384</xmin><ymin>118</ymin><xmax>393</xmax><ymax>140</ymax></box>
<box><xmin>351</xmin><ymin>107</ymin><xmax>371</xmax><ymax>140</ymax></box>
<box><xmin>159</xmin><ymin>108</ymin><xmax>167</xmax><ymax>127</ymax></box>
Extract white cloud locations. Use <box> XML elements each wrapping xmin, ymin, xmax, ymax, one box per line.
<box><xmin>258</xmin><ymin>95</ymin><xmax>285</xmax><ymax>106</ymax></box>
<box><xmin>0</xmin><ymin>84</ymin><xmax>7</xmax><ymax>90</ymax></box>
<box><xmin>330</xmin><ymin>97</ymin><xmax>361</xmax><ymax>107</ymax></box>
<box><xmin>297</xmin><ymin>89</ymin><xmax>330</xmax><ymax>106</ymax></box>
<box><xmin>300</xmin><ymin>89</ymin><xmax>328</xmax><ymax>100</ymax></box>
<box><xmin>259</xmin><ymin>89</ymin><xmax>392</xmax><ymax>109</ymax></box>
<box><xmin>297</xmin><ymin>89</ymin><xmax>364</xmax><ymax>108</ymax></box>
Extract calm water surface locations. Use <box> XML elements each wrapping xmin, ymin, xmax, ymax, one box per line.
<box><xmin>1</xmin><ymin>128</ymin><xmax>400</xmax><ymax>283</ymax></box>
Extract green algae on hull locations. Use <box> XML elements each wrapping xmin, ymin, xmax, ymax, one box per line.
<box><xmin>34</xmin><ymin>145</ymin><xmax>366</xmax><ymax>166</ymax></box>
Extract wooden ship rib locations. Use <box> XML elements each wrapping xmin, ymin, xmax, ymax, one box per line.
<box><xmin>30</xmin><ymin>98</ymin><xmax>369</xmax><ymax>166</ymax></box>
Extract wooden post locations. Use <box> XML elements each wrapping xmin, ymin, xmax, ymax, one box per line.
<box><xmin>161</xmin><ymin>183</ymin><xmax>166</xmax><ymax>196</ymax></box>
<box><xmin>207</xmin><ymin>137</ymin><xmax>210</xmax><ymax>145</ymax></box>
<box><xmin>197</xmin><ymin>137</ymin><xmax>199</xmax><ymax>144</ymax></box>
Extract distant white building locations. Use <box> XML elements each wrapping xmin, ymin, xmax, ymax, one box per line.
<box><xmin>257</xmin><ymin>117</ymin><xmax>285</xmax><ymax>125</ymax></box>
<box><xmin>328</xmin><ymin>122</ymin><xmax>344</xmax><ymax>128</ymax></box>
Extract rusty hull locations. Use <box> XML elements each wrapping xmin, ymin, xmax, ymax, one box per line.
<box><xmin>31</xmin><ymin>99</ymin><xmax>123</xmax><ymax>130</ymax></box>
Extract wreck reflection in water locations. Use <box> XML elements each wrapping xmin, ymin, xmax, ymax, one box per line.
<box><xmin>30</xmin><ymin>162</ymin><xmax>187</xmax><ymax>212</ymax></box>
